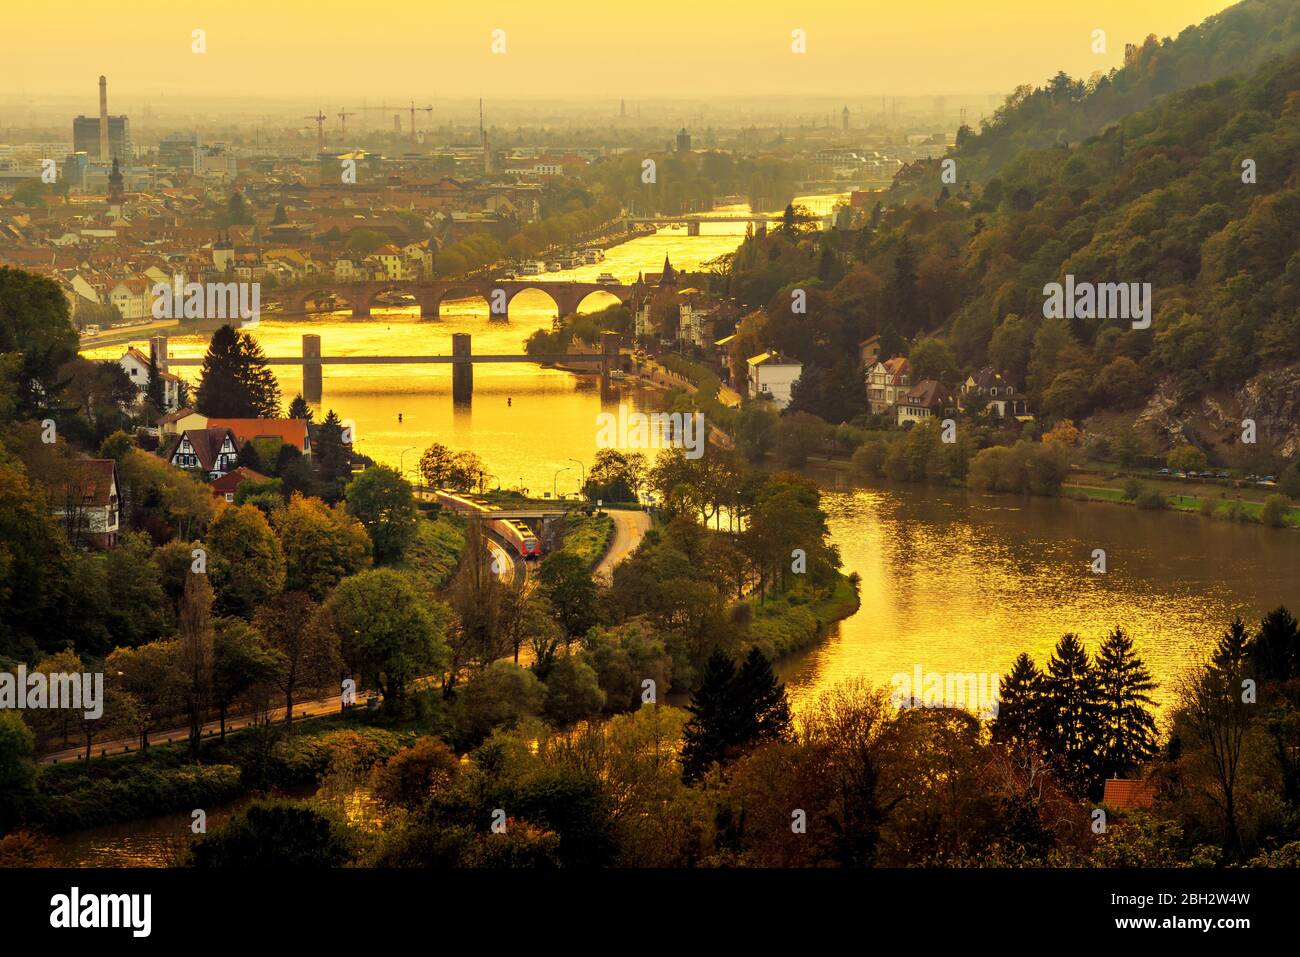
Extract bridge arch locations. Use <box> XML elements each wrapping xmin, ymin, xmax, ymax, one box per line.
<box><xmin>503</xmin><ymin>285</ymin><xmax>564</xmax><ymax>321</ymax></box>
<box><xmin>360</xmin><ymin>283</ymin><xmax>421</xmax><ymax>316</ymax></box>
<box><xmin>574</xmin><ymin>289</ymin><xmax>626</xmax><ymax>315</ymax></box>
<box><xmin>283</xmin><ymin>286</ymin><xmax>355</xmax><ymax>316</ymax></box>
<box><xmin>432</xmin><ymin>285</ymin><xmax>493</xmax><ymax>321</ymax></box>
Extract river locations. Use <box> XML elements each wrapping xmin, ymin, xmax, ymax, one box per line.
<box><xmin>776</xmin><ymin>470</ymin><xmax>1300</xmax><ymax>718</ymax></box>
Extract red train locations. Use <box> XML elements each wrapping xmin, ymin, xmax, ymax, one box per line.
<box><xmin>491</xmin><ymin>517</ymin><xmax>541</xmax><ymax>559</ymax></box>
<box><xmin>435</xmin><ymin>489</ymin><xmax>541</xmax><ymax>559</ymax></box>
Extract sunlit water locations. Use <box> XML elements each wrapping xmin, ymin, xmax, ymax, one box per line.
<box><xmin>778</xmin><ymin>473</ymin><xmax>1300</xmax><ymax>720</ymax></box>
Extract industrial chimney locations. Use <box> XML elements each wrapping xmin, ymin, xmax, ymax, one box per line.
<box><xmin>98</xmin><ymin>75</ymin><xmax>110</xmax><ymax>160</ymax></box>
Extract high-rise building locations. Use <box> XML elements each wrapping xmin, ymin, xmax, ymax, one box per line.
<box><xmin>676</xmin><ymin>127</ymin><xmax>691</xmax><ymax>152</ymax></box>
<box><xmin>74</xmin><ymin>76</ymin><xmax>132</xmax><ymax>160</ymax></box>
<box><xmin>842</xmin><ymin>106</ymin><xmax>850</xmax><ymax>131</ymax></box>
<box><xmin>74</xmin><ymin>115</ymin><xmax>132</xmax><ymax>160</ymax></box>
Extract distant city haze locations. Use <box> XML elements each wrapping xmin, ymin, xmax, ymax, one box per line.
<box><xmin>0</xmin><ymin>0</ymin><xmax>1233</xmax><ymax>100</ymax></box>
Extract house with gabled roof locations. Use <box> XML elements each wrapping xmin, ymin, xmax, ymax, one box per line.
<box><xmin>167</xmin><ymin>426</ymin><xmax>240</xmax><ymax>479</ymax></box>
<box><xmin>896</xmin><ymin>379</ymin><xmax>958</xmax><ymax>427</ymax></box>
<box><xmin>210</xmin><ymin>466</ymin><xmax>269</xmax><ymax>503</ymax></box>
<box><xmin>866</xmin><ymin>355</ymin><xmax>911</xmax><ymax>416</ymax></box>
<box><xmin>49</xmin><ymin>458</ymin><xmax>120</xmax><ymax>549</ymax></box>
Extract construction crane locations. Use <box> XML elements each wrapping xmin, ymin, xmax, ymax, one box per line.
<box><xmin>356</xmin><ymin>99</ymin><xmax>433</xmax><ymax>147</ymax></box>
<box><xmin>304</xmin><ymin>111</ymin><xmax>327</xmax><ymax>152</ymax></box>
<box><xmin>337</xmin><ymin>108</ymin><xmax>356</xmax><ymax>142</ymax></box>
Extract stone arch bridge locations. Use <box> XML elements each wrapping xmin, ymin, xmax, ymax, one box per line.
<box><xmin>268</xmin><ymin>279</ymin><xmax>638</xmax><ymax>319</ymax></box>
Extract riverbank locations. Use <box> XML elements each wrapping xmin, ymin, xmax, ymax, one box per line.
<box><xmin>747</xmin><ymin>572</ymin><xmax>862</xmax><ymax>659</ymax></box>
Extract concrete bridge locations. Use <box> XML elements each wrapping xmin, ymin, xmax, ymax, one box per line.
<box><xmin>160</xmin><ymin>331</ymin><xmax>627</xmax><ymax>404</ymax></box>
<box><xmin>266</xmin><ymin>279</ymin><xmax>637</xmax><ymax>319</ymax></box>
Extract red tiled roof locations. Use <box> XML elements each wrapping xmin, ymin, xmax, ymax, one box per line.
<box><xmin>210</xmin><ymin>467</ymin><xmax>269</xmax><ymax>496</ymax></box>
<box><xmin>1102</xmin><ymin>778</ymin><xmax>1157</xmax><ymax>810</ymax></box>
<box><xmin>207</xmin><ymin>418</ymin><xmax>309</xmax><ymax>451</ymax></box>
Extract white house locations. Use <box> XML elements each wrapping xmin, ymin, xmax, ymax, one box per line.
<box><xmin>169</xmin><ymin>426</ymin><xmax>240</xmax><ymax>480</ymax></box>
<box><xmin>746</xmin><ymin>352</ymin><xmax>803</xmax><ymax>409</ymax></box>
<box><xmin>119</xmin><ymin>347</ymin><xmax>182</xmax><ymax>411</ymax></box>
<box><xmin>895</xmin><ymin>380</ymin><xmax>957</xmax><ymax>427</ymax></box>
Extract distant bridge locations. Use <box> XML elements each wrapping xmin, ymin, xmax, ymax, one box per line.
<box><xmin>160</xmin><ymin>331</ymin><xmax>626</xmax><ymax>404</ymax></box>
<box><xmin>264</xmin><ymin>278</ymin><xmax>637</xmax><ymax>319</ymax></box>
<box><xmin>623</xmin><ymin>211</ymin><xmax>831</xmax><ymax>235</ymax></box>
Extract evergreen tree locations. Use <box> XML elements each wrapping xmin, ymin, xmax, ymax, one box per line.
<box><xmin>313</xmin><ymin>409</ymin><xmax>351</xmax><ymax>497</ymax></box>
<box><xmin>1213</xmin><ymin>616</ymin><xmax>1252</xmax><ymax>675</ymax></box>
<box><xmin>1251</xmin><ymin>606</ymin><xmax>1299</xmax><ymax>683</ymax></box>
<box><xmin>287</xmin><ymin>394</ymin><xmax>313</xmax><ymax>422</ymax></box>
<box><xmin>681</xmin><ymin>650</ymin><xmax>738</xmax><ymax>783</ymax></box>
<box><xmin>1042</xmin><ymin>633</ymin><xmax>1102</xmax><ymax>797</ymax></box>
<box><xmin>145</xmin><ymin>350</ymin><xmax>165</xmax><ymax>411</ymax></box>
<box><xmin>1095</xmin><ymin>627</ymin><xmax>1159</xmax><ymax>776</ymax></box>
<box><xmin>680</xmin><ymin>648</ymin><xmax>791</xmax><ymax>783</ymax></box>
<box><xmin>992</xmin><ymin>652</ymin><xmax>1045</xmax><ymax>753</ymax></box>
<box><xmin>235</xmin><ymin>440</ymin><xmax>263</xmax><ymax>473</ymax></box>
<box><xmin>889</xmin><ymin>235</ymin><xmax>919</xmax><ymax>336</ymax></box>
<box><xmin>195</xmin><ymin>324</ymin><xmax>281</xmax><ymax>418</ymax></box>
<box><xmin>732</xmin><ymin>646</ymin><xmax>791</xmax><ymax>744</ymax></box>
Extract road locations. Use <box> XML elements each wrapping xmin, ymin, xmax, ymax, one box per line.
<box><xmin>593</xmin><ymin>508</ymin><xmax>652</xmax><ymax>585</ymax></box>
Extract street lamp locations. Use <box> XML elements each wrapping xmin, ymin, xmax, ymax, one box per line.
<box><xmin>553</xmin><ymin>466</ymin><xmax>570</xmax><ymax>500</ymax></box>
<box><xmin>569</xmin><ymin>458</ymin><xmax>585</xmax><ymax>498</ymax></box>
<box><xmin>399</xmin><ymin>446</ymin><xmax>416</xmax><ymax>487</ymax></box>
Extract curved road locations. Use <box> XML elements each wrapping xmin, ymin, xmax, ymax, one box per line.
<box><xmin>594</xmin><ymin>509</ymin><xmax>652</xmax><ymax>584</ymax></box>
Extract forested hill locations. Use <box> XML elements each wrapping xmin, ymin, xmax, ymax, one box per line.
<box><xmin>895</xmin><ymin>0</ymin><xmax>1300</xmax><ymax>194</ymax></box>
<box><xmin>724</xmin><ymin>44</ymin><xmax>1300</xmax><ymax>458</ymax></box>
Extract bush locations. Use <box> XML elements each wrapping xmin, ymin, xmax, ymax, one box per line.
<box><xmin>1222</xmin><ymin>500</ymin><xmax>1250</xmax><ymax>523</ymax></box>
<box><xmin>1260</xmin><ymin>494</ymin><xmax>1291</xmax><ymax>528</ymax></box>
<box><xmin>188</xmin><ymin>800</ymin><xmax>356</xmax><ymax>867</ymax></box>
<box><xmin>1122</xmin><ymin>477</ymin><xmax>1143</xmax><ymax>501</ymax></box>
<box><xmin>1135</xmin><ymin>489</ymin><xmax>1168</xmax><ymax>510</ymax></box>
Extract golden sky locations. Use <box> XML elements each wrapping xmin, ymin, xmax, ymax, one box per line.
<box><xmin>1</xmin><ymin>0</ymin><xmax>1235</xmax><ymax>99</ymax></box>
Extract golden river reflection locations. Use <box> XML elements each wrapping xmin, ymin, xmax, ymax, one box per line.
<box><xmin>779</xmin><ymin>475</ymin><xmax>1300</xmax><ymax>719</ymax></box>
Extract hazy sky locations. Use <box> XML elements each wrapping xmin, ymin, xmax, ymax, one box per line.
<box><xmin>1</xmin><ymin>0</ymin><xmax>1235</xmax><ymax>100</ymax></box>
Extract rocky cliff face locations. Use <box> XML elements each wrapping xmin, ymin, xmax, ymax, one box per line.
<box><xmin>1132</xmin><ymin>363</ymin><xmax>1300</xmax><ymax>459</ymax></box>
<box><xmin>1238</xmin><ymin>365</ymin><xmax>1300</xmax><ymax>458</ymax></box>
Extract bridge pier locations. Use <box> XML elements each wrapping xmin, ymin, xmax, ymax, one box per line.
<box><xmin>452</xmin><ymin>332</ymin><xmax>472</xmax><ymax>403</ymax></box>
<box><xmin>303</xmin><ymin>334</ymin><xmax>322</xmax><ymax>404</ymax></box>
<box><xmin>687</xmin><ymin>221</ymin><xmax>700</xmax><ymax>236</ymax></box>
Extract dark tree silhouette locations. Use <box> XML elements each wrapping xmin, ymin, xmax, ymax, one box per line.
<box><xmin>1096</xmin><ymin>627</ymin><xmax>1159</xmax><ymax>776</ymax></box>
<box><xmin>195</xmin><ymin>324</ymin><xmax>281</xmax><ymax>418</ymax></box>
